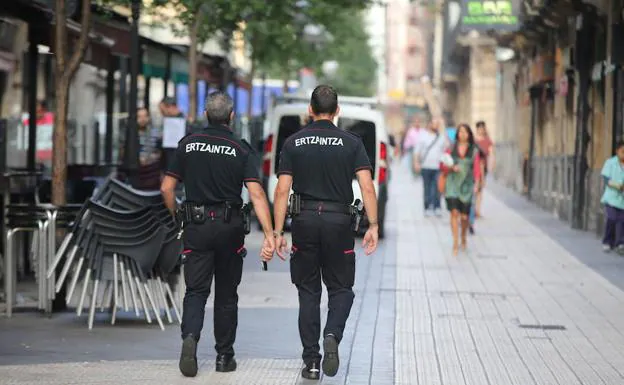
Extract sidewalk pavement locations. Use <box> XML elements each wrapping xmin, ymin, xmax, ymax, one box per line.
<box><xmin>2</xmin><ymin>162</ymin><xmax>624</xmax><ymax>384</ymax></box>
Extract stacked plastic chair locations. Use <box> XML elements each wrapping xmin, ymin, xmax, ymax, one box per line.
<box><xmin>46</xmin><ymin>177</ymin><xmax>183</xmax><ymax>330</ymax></box>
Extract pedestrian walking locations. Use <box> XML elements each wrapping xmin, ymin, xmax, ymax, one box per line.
<box><xmin>412</xmin><ymin>118</ymin><xmax>449</xmax><ymax>216</ymax></box>
<box><xmin>439</xmin><ymin>123</ymin><xmax>481</xmax><ymax>255</ymax></box>
<box><xmin>600</xmin><ymin>141</ymin><xmax>624</xmax><ymax>253</ymax></box>
<box><xmin>474</xmin><ymin>121</ymin><xmax>494</xmax><ymax>218</ymax></box>
<box><xmin>160</xmin><ymin>91</ymin><xmax>276</xmax><ymax>378</ymax></box>
<box><xmin>403</xmin><ymin>115</ymin><xmax>424</xmax><ymax>176</ymax></box>
<box><xmin>272</xmin><ymin>85</ymin><xmax>379</xmax><ymax>380</ymax></box>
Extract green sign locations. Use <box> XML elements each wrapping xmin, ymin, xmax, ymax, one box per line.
<box><xmin>461</xmin><ymin>0</ymin><xmax>519</xmax><ymax>31</ymax></box>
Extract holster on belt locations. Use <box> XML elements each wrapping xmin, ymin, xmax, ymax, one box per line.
<box><xmin>242</xmin><ymin>203</ymin><xmax>252</xmax><ymax>234</ymax></box>
<box><xmin>224</xmin><ymin>201</ymin><xmax>233</xmax><ymax>223</ymax></box>
<box><xmin>351</xmin><ymin>199</ymin><xmax>365</xmax><ymax>232</ymax></box>
<box><xmin>288</xmin><ymin>194</ymin><xmax>301</xmax><ymax>217</ymax></box>
<box><xmin>180</xmin><ymin>201</ymin><xmax>239</xmax><ymax>224</ymax></box>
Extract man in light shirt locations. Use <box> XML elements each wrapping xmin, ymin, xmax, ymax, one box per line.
<box><xmin>413</xmin><ymin>118</ymin><xmax>449</xmax><ymax>216</ymax></box>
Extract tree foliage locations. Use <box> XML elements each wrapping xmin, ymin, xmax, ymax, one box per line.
<box><xmin>248</xmin><ymin>0</ymin><xmax>372</xmax><ymax>76</ymax></box>
<box><xmin>317</xmin><ymin>10</ymin><xmax>377</xmax><ymax>96</ymax></box>
<box><xmin>249</xmin><ymin>2</ymin><xmax>377</xmax><ymax>96</ymax></box>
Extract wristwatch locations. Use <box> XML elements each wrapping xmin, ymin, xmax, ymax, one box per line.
<box><xmin>273</xmin><ymin>230</ymin><xmax>284</xmax><ymax>237</ymax></box>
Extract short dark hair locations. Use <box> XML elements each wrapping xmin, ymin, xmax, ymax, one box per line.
<box><xmin>310</xmin><ymin>85</ymin><xmax>338</xmax><ymax>115</ymax></box>
<box><xmin>616</xmin><ymin>140</ymin><xmax>624</xmax><ymax>150</ymax></box>
<box><xmin>162</xmin><ymin>97</ymin><xmax>176</xmax><ymax>105</ymax></box>
<box><xmin>37</xmin><ymin>100</ymin><xmax>48</xmax><ymax>110</ymax></box>
<box><xmin>476</xmin><ymin>120</ymin><xmax>486</xmax><ymax>128</ymax></box>
<box><xmin>205</xmin><ymin>91</ymin><xmax>234</xmax><ymax>125</ymax></box>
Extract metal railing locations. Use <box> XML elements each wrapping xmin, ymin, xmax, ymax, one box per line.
<box><xmin>492</xmin><ymin>142</ymin><xmax>524</xmax><ymax>192</ymax></box>
<box><xmin>494</xmin><ymin>141</ymin><xmax>604</xmax><ymax>236</ymax></box>
<box><xmin>529</xmin><ymin>155</ymin><xmax>575</xmax><ymax>222</ymax></box>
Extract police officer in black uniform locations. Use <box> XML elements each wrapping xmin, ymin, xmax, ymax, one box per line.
<box><xmin>273</xmin><ymin>85</ymin><xmax>379</xmax><ymax>380</ymax></box>
<box><xmin>160</xmin><ymin>91</ymin><xmax>275</xmax><ymax>378</ymax></box>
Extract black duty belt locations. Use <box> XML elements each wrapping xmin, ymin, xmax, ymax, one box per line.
<box><xmin>178</xmin><ymin>201</ymin><xmax>242</xmax><ymax>224</ymax></box>
<box><xmin>185</xmin><ymin>202</ymin><xmax>242</xmax><ymax>210</ymax></box>
<box><xmin>300</xmin><ymin>200</ymin><xmax>353</xmax><ymax>215</ymax></box>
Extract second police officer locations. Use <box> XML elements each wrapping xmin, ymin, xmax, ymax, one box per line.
<box><xmin>273</xmin><ymin>85</ymin><xmax>379</xmax><ymax>380</ymax></box>
<box><xmin>160</xmin><ymin>91</ymin><xmax>276</xmax><ymax>378</ymax></box>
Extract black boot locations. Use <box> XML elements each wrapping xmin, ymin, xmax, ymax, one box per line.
<box><xmin>322</xmin><ymin>334</ymin><xmax>340</xmax><ymax>377</ymax></box>
<box><xmin>301</xmin><ymin>361</ymin><xmax>321</xmax><ymax>380</ymax></box>
<box><xmin>216</xmin><ymin>354</ymin><xmax>237</xmax><ymax>372</ymax></box>
<box><xmin>179</xmin><ymin>335</ymin><xmax>198</xmax><ymax>377</ymax></box>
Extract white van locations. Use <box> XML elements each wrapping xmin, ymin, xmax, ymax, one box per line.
<box><xmin>259</xmin><ymin>94</ymin><xmax>392</xmax><ymax>238</ymax></box>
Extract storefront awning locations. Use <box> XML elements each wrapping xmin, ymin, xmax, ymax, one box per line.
<box><xmin>48</xmin><ymin>19</ymin><xmax>115</xmax><ymax>70</ymax></box>
<box><xmin>141</xmin><ymin>39</ymin><xmax>189</xmax><ymax>83</ymax></box>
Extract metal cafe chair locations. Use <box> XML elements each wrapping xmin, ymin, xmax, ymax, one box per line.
<box><xmin>4</xmin><ymin>203</ymin><xmax>84</xmax><ymax>317</ymax></box>
<box><xmin>47</xmin><ymin>177</ymin><xmax>183</xmax><ymax>329</ymax></box>
<box><xmin>51</xmin><ymin>200</ymin><xmax>166</xmax><ymax>329</ymax></box>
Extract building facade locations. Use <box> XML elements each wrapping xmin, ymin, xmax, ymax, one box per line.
<box><xmin>384</xmin><ymin>0</ymin><xmax>434</xmax><ymax>136</ymax></box>
<box><xmin>460</xmin><ymin>0</ymin><xmax>623</xmax><ymax>237</ymax></box>
<box><xmin>439</xmin><ymin>0</ymin><xmax>499</xmax><ymax>137</ymax></box>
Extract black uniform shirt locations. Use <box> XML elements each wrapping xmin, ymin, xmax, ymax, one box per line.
<box><xmin>277</xmin><ymin>119</ymin><xmax>372</xmax><ymax>205</ymax></box>
<box><xmin>165</xmin><ymin>124</ymin><xmax>261</xmax><ymax>206</ymax></box>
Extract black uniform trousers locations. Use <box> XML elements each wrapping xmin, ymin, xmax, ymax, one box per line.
<box><xmin>181</xmin><ymin>214</ymin><xmax>245</xmax><ymax>357</ymax></box>
<box><xmin>290</xmin><ymin>210</ymin><xmax>356</xmax><ymax>364</ymax></box>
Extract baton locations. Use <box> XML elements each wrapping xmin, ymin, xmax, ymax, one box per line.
<box><xmin>262</xmin><ymin>261</ymin><xmax>268</xmax><ymax>271</ymax></box>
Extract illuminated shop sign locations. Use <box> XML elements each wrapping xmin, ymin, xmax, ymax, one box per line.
<box><xmin>461</xmin><ymin>0</ymin><xmax>519</xmax><ymax>31</ymax></box>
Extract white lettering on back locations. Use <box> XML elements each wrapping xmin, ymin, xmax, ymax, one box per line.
<box><xmin>294</xmin><ymin>136</ymin><xmax>344</xmax><ymax>147</ymax></box>
<box><xmin>185</xmin><ymin>142</ymin><xmax>237</xmax><ymax>157</ymax></box>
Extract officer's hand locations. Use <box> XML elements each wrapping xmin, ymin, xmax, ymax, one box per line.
<box><xmin>261</xmin><ymin>236</ymin><xmax>275</xmax><ymax>261</ymax></box>
<box><xmin>275</xmin><ymin>236</ymin><xmax>289</xmax><ymax>261</ymax></box>
<box><xmin>362</xmin><ymin>225</ymin><xmax>379</xmax><ymax>255</ymax></box>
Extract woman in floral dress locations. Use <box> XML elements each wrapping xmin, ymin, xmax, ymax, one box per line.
<box><xmin>440</xmin><ymin>124</ymin><xmax>481</xmax><ymax>255</ymax></box>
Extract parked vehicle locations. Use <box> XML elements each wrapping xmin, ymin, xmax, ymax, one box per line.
<box><xmin>259</xmin><ymin>94</ymin><xmax>392</xmax><ymax>238</ymax></box>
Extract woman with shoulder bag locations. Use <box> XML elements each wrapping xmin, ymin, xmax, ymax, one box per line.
<box><xmin>439</xmin><ymin>123</ymin><xmax>481</xmax><ymax>255</ymax></box>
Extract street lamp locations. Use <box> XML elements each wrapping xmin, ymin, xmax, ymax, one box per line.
<box><xmin>124</xmin><ymin>0</ymin><xmax>141</xmax><ymax>186</ymax></box>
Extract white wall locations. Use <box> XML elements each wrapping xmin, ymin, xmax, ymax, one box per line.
<box><xmin>366</xmin><ymin>2</ymin><xmax>388</xmax><ymax>101</ymax></box>
<box><xmin>385</xmin><ymin>0</ymin><xmax>410</xmax><ymax>100</ymax></box>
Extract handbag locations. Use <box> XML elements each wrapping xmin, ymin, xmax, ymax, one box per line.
<box><xmin>438</xmin><ymin>172</ymin><xmax>447</xmax><ymax>194</ymax></box>
<box><xmin>411</xmin><ymin>150</ymin><xmax>421</xmax><ymax>176</ymax></box>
